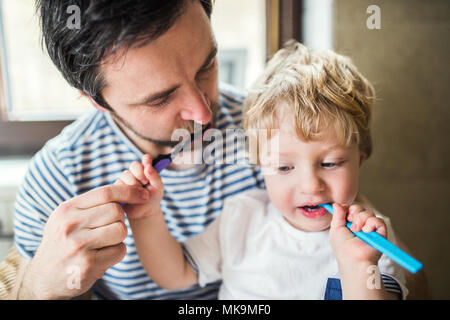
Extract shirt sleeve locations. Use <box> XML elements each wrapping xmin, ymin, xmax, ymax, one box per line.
<box><xmin>13</xmin><ymin>146</ymin><xmax>74</xmax><ymax>259</ymax></box>
<box><xmin>182</xmin><ymin>214</ymin><xmax>223</xmax><ymax>287</ymax></box>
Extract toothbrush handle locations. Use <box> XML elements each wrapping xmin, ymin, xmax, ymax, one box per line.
<box><xmin>152</xmin><ymin>156</ymin><xmax>172</xmax><ymax>173</ymax></box>
<box><xmin>319</xmin><ymin>203</ymin><xmax>423</xmax><ymax>274</ymax></box>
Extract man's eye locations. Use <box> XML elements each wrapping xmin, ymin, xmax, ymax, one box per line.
<box><xmin>201</xmin><ymin>59</ymin><xmax>216</xmax><ymax>73</ymax></box>
<box><xmin>153</xmin><ymin>99</ymin><xmax>168</xmax><ymax>108</ymax></box>
<box><xmin>149</xmin><ymin>96</ymin><xmax>170</xmax><ymax>108</ymax></box>
<box><xmin>206</xmin><ymin>58</ymin><xmax>217</xmax><ymax>69</ymax></box>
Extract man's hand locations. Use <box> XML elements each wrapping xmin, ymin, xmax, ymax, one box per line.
<box><xmin>115</xmin><ymin>154</ymin><xmax>164</xmax><ymax>220</ymax></box>
<box><xmin>19</xmin><ymin>184</ymin><xmax>150</xmax><ymax>299</ymax></box>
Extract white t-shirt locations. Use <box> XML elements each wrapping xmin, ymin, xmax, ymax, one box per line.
<box><xmin>183</xmin><ymin>189</ymin><xmax>408</xmax><ymax>299</ymax></box>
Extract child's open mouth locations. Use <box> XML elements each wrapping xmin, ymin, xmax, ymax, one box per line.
<box><xmin>297</xmin><ymin>204</ymin><xmax>330</xmax><ymax>219</ymax></box>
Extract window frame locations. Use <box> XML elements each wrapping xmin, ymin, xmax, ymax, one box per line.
<box><xmin>266</xmin><ymin>0</ymin><xmax>303</xmax><ymax>59</ymax></box>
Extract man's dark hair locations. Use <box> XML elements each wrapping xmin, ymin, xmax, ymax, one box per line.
<box><xmin>36</xmin><ymin>0</ymin><xmax>213</xmax><ymax>109</ymax></box>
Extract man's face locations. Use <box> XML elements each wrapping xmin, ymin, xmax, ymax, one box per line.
<box><xmin>100</xmin><ymin>1</ymin><xmax>219</xmax><ymax>152</ymax></box>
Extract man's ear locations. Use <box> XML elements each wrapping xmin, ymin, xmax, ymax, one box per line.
<box><xmin>80</xmin><ymin>91</ymin><xmax>108</xmax><ymax>112</ymax></box>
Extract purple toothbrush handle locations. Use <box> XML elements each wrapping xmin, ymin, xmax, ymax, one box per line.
<box><xmin>153</xmin><ymin>158</ymin><xmax>171</xmax><ymax>173</ymax></box>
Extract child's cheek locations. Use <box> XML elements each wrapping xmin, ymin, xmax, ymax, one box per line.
<box><xmin>264</xmin><ymin>176</ymin><xmax>291</xmax><ymax>213</ymax></box>
<box><xmin>331</xmin><ymin>169</ymin><xmax>360</xmax><ymax>205</ymax></box>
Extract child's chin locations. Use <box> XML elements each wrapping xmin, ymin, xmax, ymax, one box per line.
<box><xmin>286</xmin><ymin>216</ymin><xmax>331</xmax><ymax>232</ymax></box>
<box><xmin>308</xmin><ymin>223</ymin><xmax>331</xmax><ymax>232</ymax></box>
<box><xmin>299</xmin><ymin>222</ymin><xmax>330</xmax><ymax>232</ymax></box>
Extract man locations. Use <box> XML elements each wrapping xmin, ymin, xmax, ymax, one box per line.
<box><xmin>11</xmin><ymin>0</ymin><xmax>264</xmax><ymax>299</ymax></box>
<box><xmin>8</xmin><ymin>0</ymin><xmax>429</xmax><ymax>300</ymax></box>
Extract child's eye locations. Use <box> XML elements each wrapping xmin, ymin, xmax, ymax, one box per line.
<box><xmin>321</xmin><ymin>160</ymin><xmax>346</xmax><ymax>168</ymax></box>
<box><xmin>321</xmin><ymin>162</ymin><xmax>337</xmax><ymax>168</ymax></box>
<box><xmin>278</xmin><ymin>166</ymin><xmax>293</xmax><ymax>173</ymax></box>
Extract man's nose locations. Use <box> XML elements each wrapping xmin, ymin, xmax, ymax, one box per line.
<box><xmin>179</xmin><ymin>88</ymin><xmax>213</xmax><ymax>125</ymax></box>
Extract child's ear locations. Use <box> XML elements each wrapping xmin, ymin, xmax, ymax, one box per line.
<box><xmin>80</xmin><ymin>91</ymin><xmax>108</xmax><ymax>112</ymax></box>
<box><xmin>359</xmin><ymin>152</ymin><xmax>367</xmax><ymax>167</ymax></box>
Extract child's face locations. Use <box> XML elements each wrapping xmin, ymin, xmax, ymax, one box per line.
<box><xmin>260</xmin><ymin>108</ymin><xmax>364</xmax><ymax>232</ymax></box>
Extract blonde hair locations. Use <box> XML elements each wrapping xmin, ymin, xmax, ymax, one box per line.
<box><xmin>244</xmin><ymin>40</ymin><xmax>375</xmax><ymax>159</ymax></box>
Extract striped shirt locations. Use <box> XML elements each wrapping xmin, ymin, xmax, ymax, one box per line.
<box><xmin>13</xmin><ymin>83</ymin><xmax>265</xmax><ymax>300</ymax></box>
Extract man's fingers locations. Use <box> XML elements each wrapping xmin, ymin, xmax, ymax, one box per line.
<box><xmin>93</xmin><ymin>242</ymin><xmax>127</xmax><ymax>270</ymax></box>
<box><xmin>114</xmin><ymin>179</ymin><xmax>124</xmax><ymax>185</ymax></box>
<box><xmin>74</xmin><ymin>184</ymin><xmax>149</xmax><ymax>210</ymax></box>
<box><xmin>83</xmin><ymin>221</ymin><xmax>128</xmax><ymax>250</ymax></box>
<box><xmin>81</xmin><ymin>202</ymin><xmax>125</xmax><ymax>229</ymax></box>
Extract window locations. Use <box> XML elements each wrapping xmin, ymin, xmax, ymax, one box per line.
<box><xmin>217</xmin><ymin>49</ymin><xmax>247</xmax><ymax>90</ymax></box>
<box><xmin>302</xmin><ymin>0</ymin><xmax>334</xmax><ymax>50</ymax></box>
<box><xmin>212</xmin><ymin>0</ymin><xmax>267</xmax><ymax>90</ymax></box>
<box><xmin>0</xmin><ymin>0</ymin><xmax>267</xmax><ymax>122</ymax></box>
<box><xmin>0</xmin><ymin>0</ymin><xmax>301</xmax><ymax>154</ymax></box>
<box><xmin>0</xmin><ymin>0</ymin><xmax>91</xmax><ymax>121</ymax></box>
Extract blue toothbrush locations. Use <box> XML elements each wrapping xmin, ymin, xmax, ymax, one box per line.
<box><xmin>318</xmin><ymin>203</ymin><xmax>423</xmax><ymax>274</ymax></box>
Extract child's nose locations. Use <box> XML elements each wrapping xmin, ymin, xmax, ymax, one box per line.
<box><xmin>297</xmin><ymin>171</ymin><xmax>325</xmax><ymax>195</ymax></box>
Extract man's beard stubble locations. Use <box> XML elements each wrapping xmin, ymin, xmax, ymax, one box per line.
<box><xmin>110</xmin><ymin>100</ymin><xmax>219</xmax><ymax>148</ymax></box>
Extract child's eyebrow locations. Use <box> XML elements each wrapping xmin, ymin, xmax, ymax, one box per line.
<box><xmin>278</xmin><ymin>151</ymin><xmax>296</xmax><ymax>157</ymax></box>
<box><xmin>277</xmin><ymin>145</ymin><xmax>349</xmax><ymax>158</ymax></box>
<box><xmin>324</xmin><ymin>145</ymin><xmax>347</xmax><ymax>152</ymax></box>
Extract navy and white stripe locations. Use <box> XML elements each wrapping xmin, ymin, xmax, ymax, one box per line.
<box><xmin>324</xmin><ymin>275</ymin><xmax>403</xmax><ymax>300</ymax></box>
<box><xmin>13</xmin><ymin>83</ymin><xmax>265</xmax><ymax>300</ymax></box>
<box><xmin>382</xmin><ymin>274</ymin><xmax>403</xmax><ymax>297</ymax></box>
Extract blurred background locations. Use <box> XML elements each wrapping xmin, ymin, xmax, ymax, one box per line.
<box><xmin>0</xmin><ymin>0</ymin><xmax>449</xmax><ymax>298</ymax></box>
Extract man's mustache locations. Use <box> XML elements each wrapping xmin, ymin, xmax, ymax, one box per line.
<box><xmin>110</xmin><ymin>100</ymin><xmax>217</xmax><ymax>147</ymax></box>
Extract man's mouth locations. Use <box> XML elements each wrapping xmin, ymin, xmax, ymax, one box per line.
<box><xmin>201</xmin><ymin>123</ymin><xmax>212</xmax><ymax>137</ymax></box>
<box><xmin>187</xmin><ymin>122</ymin><xmax>212</xmax><ymax>140</ymax></box>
